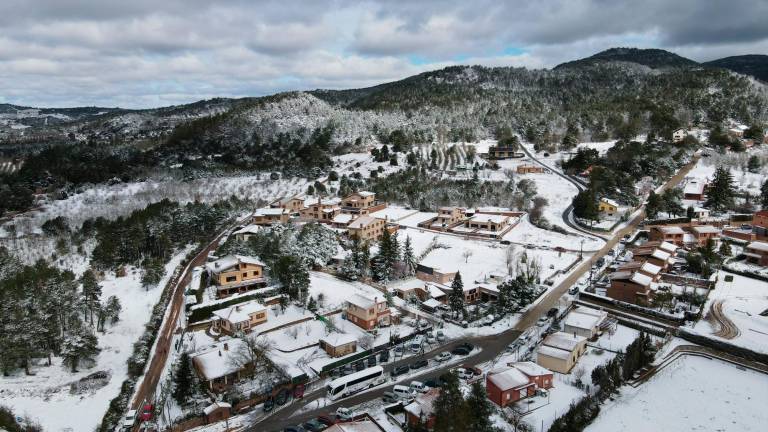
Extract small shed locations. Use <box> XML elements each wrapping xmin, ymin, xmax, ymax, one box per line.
<box><xmin>203</xmin><ymin>401</ymin><xmax>231</xmax><ymax>423</ymax></box>
<box><xmin>320</xmin><ymin>333</ymin><xmax>357</xmax><ymax>358</ymax></box>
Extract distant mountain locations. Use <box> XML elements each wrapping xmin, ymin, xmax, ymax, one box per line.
<box><xmin>704</xmin><ymin>55</ymin><xmax>768</xmax><ymax>82</ymax></box>
<box><xmin>555</xmin><ymin>47</ymin><xmax>698</xmax><ymax>70</ymax></box>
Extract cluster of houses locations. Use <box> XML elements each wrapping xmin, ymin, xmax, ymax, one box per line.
<box><xmin>416</xmin><ymin>207</ymin><xmax>523</xmax><ymax>240</ymax></box>
<box><xmin>607</xmin><ymin>241</ymin><xmax>678</xmax><ymax>305</ymax></box>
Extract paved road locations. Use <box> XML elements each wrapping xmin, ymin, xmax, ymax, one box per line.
<box><xmin>251</xmin><ymin>153</ymin><xmax>701</xmax><ymax>431</ymax></box>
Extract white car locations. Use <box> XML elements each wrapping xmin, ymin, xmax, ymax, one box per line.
<box><xmin>336</xmin><ymin>407</ymin><xmax>353</xmax><ymax>421</ymax></box>
<box><xmin>435</xmin><ymin>352</ymin><xmax>452</xmax><ymax>362</ymax></box>
<box><xmin>123</xmin><ymin>409</ymin><xmax>137</xmax><ymax>429</ymax></box>
<box><xmin>536</xmin><ymin>317</ymin><xmax>549</xmax><ymax>327</ymax></box>
<box><xmin>456</xmin><ymin>368</ymin><xmax>474</xmax><ymax>380</ymax></box>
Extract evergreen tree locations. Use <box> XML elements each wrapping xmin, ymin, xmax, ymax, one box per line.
<box><xmin>645</xmin><ymin>190</ymin><xmax>662</xmax><ymax>219</ymax></box>
<box><xmin>719</xmin><ymin>240</ymin><xmax>732</xmax><ymax>257</ymax></box>
<box><xmin>60</xmin><ymin>324</ymin><xmax>100</xmax><ymax>372</ymax></box>
<box><xmin>402</xmin><ymin>235</ymin><xmax>417</xmax><ymax>276</ymax></box>
<box><xmin>80</xmin><ymin>269</ymin><xmax>101</xmax><ymax>325</ymax></box>
<box><xmin>686</xmin><ymin>205</ymin><xmax>695</xmax><ymax>219</ymax></box>
<box><xmin>432</xmin><ymin>372</ymin><xmax>469</xmax><ymax>432</ymax></box>
<box><xmin>272</xmin><ymin>255</ymin><xmax>310</xmax><ymax>301</ymax></box>
<box><xmin>449</xmin><ymin>272</ymin><xmax>466</xmax><ymax>319</ymax></box>
<box><xmin>705</xmin><ymin>166</ymin><xmax>735</xmax><ymax>211</ymax></box>
<box><xmin>466</xmin><ymin>382</ymin><xmax>497</xmax><ymax>432</ymax></box>
<box><xmin>140</xmin><ymin>258</ymin><xmax>164</xmax><ymax>291</ymax></box>
<box><xmin>172</xmin><ymin>353</ymin><xmax>195</xmax><ymax>406</ymax></box>
<box><xmin>661</xmin><ymin>188</ymin><xmax>683</xmax><ymax>217</ymax></box>
<box><xmin>761</xmin><ymin>179</ymin><xmax>768</xmax><ymax>209</ymax></box>
<box><xmin>306</xmin><ymin>296</ymin><xmax>318</xmax><ymax>312</ymax></box>
<box><xmin>747</xmin><ymin>155</ymin><xmax>761</xmax><ymax>173</ymax></box>
<box><xmin>572</xmin><ymin>188</ymin><xmax>599</xmax><ymax>222</ymax></box>
<box><xmin>105</xmin><ymin>295</ymin><xmax>121</xmax><ymax>325</ymax></box>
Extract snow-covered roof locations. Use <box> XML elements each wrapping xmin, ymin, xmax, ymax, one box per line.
<box><xmin>487</xmin><ymin>367</ymin><xmax>532</xmax><ymax>390</ymax></box>
<box><xmin>658</xmin><ymin>226</ymin><xmax>685</xmax><ymax>234</ymax></box>
<box><xmin>255</xmin><ymin>207</ymin><xmax>288</xmax><ymax>216</ymax></box>
<box><xmin>321</xmin><ymin>333</ymin><xmax>357</xmax><ymax>347</ymax></box>
<box><xmin>510</xmin><ymin>361</ymin><xmax>552</xmax><ymax>377</ymax></box>
<box><xmin>203</xmin><ymin>401</ymin><xmax>231</xmax><ymax>415</ymax></box>
<box><xmin>600</xmin><ymin>197</ymin><xmax>619</xmax><ymax>207</ymax></box>
<box><xmin>357</xmin><ymin>191</ymin><xmax>375</xmax><ymax>197</ymax></box>
<box><xmin>212</xmin><ymin>300</ymin><xmax>266</xmax><ymax>323</ymax></box>
<box><xmin>542</xmin><ymin>332</ymin><xmax>586</xmax><ymax>352</ymax></box>
<box><xmin>658</xmin><ymin>241</ymin><xmax>677</xmax><ymax>254</ymax></box>
<box><xmin>537</xmin><ymin>344</ymin><xmax>573</xmax><ymax>360</ymax></box>
<box><xmin>348</xmin><ymin>215</ymin><xmax>380</xmax><ymax>229</ymax></box>
<box><xmin>747</xmin><ymin>241</ymin><xmax>768</xmax><ymax>252</ymax></box>
<box><xmin>564</xmin><ymin>309</ymin><xmax>607</xmax><ymax>330</ymax></box>
<box><xmin>631</xmin><ymin>272</ymin><xmax>653</xmax><ymax>286</ymax></box>
<box><xmin>691</xmin><ymin>225</ymin><xmax>721</xmax><ymax>234</ymax></box>
<box><xmin>389</xmin><ymin>277</ymin><xmax>425</xmax><ymax>293</ymax></box>
<box><xmin>640</xmin><ymin>262</ymin><xmax>662</xmax><ymax>275</ymax></box>
<box><xmin>205</xmin><ymin>255</ymin><xmax>264</xmax><ymax>273</ymax></box>
<box><xmin>469</xmin><ymin>213</ymin><xmax>509</xmax><ymax>224</ymax></box>
<box><xmin>427</xmin><ymin>283</ymin><xmax>447</xmax><ymax>298</ymax></box>
<box><xmin>422</xmin><ymin>298</ymin><xmax>441</xmax><ymax>309</ymax></box>
<box><xmin>651</xmin><ymin>249</ymin><xmax>671</xmax><ymax>261</ymax></box>
<box><xmin>684</xmin><ymin>181</ymin><xmax>706</xmax><ymax>195</ymax></box>
<box><xmin>347</xmin><ymin>294</ymin><xmax>380</xmax><ymax>309</ymax></box>
<box><xmin>403</xmin><ymin>388</ymin><xmax>440</xmax><ymax>418</ymax></box>
<box><xmin>233</xmin><ymin>224</ymin><xmax>260</xmax><ymax>235</ymax></box>
<box><xmin>324</xmin><ymin>421</ymin><xmax>385</xmax><ymax>432</ymax></box>
<box><xmin>192</xmin><ymin>339</ymin><xmax>247</xmax><ymax>380</ymax></box>
<box><xmin>332</xmin><ymin>213</ymin><xmax>354</xmax><ymax>224</ymax></box>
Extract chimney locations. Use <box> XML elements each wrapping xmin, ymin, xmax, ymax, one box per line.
<box><xmin>235</xmin><ymin>305</ymin><xmax>241</xmax><ymax>312</ymax></box>
<box><xmin>223</xmin><ymin>342</ymin><xmax>229</xmax><ymax>351</ymax></box>
<box><xmin>218</xmin><ymin>350</ymin><xmax>222</xmax><ymax>356</ymax></box>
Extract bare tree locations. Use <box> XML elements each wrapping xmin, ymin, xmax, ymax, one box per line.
<box><xmin>230</xmin><ymin>335</ymin><xmax>275</xmax><ymax>379</ymax></box>
<box><xmin>462</xmin><ymin>249</ymin><xmax>473</xmax><ymax>263</ymax></box>
<box><xmin>358</xmin><ymin>333</ymin><xmax>375</xmax><ymax>350</ymax></box>
<box><xmin>505</xmin><ymin>245</ymin><xmax>518</xmax><ymax>275</ymax></box>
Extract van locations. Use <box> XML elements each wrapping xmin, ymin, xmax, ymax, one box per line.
<box><xmin>409</xmin><ymin>381</ymin><xmax>428</xmax><ymax>393</ymax></box>
<box><xmin>393</xmin><ymin>385</ymin><xmax>414</xmax><ymax>401</ymax></box>
<box><xmin>409</xmin><ymin>336</ymin><xmax>424</xmax><ymax>353</ymax></box>
<box><xmin>382</xmin><ymin>391</ymin><xmax>398</xmax><ymax>404</ymax></box>
<box><xmin>122</xmin><ymin>410</ymin><xmax>137</xmax><ymax>430</ymax></box>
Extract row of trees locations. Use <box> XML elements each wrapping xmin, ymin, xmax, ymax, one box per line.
<box><xmin>412</xmin><ymin>372</ymin><xmax>499</xmax><ymax>432</ymax></box>
<box><xmin>0</xmin><ymin>249</ymin><xmax>121</xmax><ymax>375</ymax></box>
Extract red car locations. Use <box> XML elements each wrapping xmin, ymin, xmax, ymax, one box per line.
<box><xmin>140</xmin><ymin>404</ymin><xmax>154</xmax><ymax>421</ymax></box>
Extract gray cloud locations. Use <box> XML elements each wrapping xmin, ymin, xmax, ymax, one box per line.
<box><xmin>0</xmin><ymin>0</ymin><xmax>765</xmax><ymax>108</ymax></box>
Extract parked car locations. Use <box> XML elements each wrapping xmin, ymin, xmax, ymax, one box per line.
<box><xmin>438</xmin><ymin>304</ymin><xmax>451</xmax><ymax>312</ymax></box>
<box><xmin>336</xmin><ymin>407</ymin><xmax>353</xmax><ymax>421</ymax></box>
<box><xmin>425</xmin><ymin>332</ymin><xmax>436</xmax><ymax>344</ymax></box>
<box><xmin>341</xmin><ymin>365</ymin><xmax>354</xmax><ymax>375</ymax></box>
<box><xmin>410</xmin><ymin>359</ymin><xmax>428</xmax><ymax>370</ymax></box>
<box><xmin>283</xmin><ymin>426</ymin><xmax>305</xmax><ymax>432</ymax></box>
<box><xmin>123</xmin><ymin>410</ymin><xmax>138</xmax><ymax>430</ymax></box>
<box><xmin>382</xmin><ymin>391</ymin><xmax>398</xmax><ymax>404</ymax></box>
<box><xmin>379</xmin><ymin>350</ymin><xmax>390</xmax><ymax>363</ymax></box>
<box><xmin>418</xmin><ymin>320</ymin><xmax>431</xmax><ymax>330</ymax></box>
<box><xmin>409</xmin><ymin>336</ymin><xmax>424</xmax><ymax>353</ymax></box>
<box><xmin>391</xmin><ymin>365</ymin><xmax>410</xmax><ymax>377</ymax></box>
<box><xmin>140</xmin><ymin>404</ymin><xmax>153</xmax><ymax>421</ymax></box>
<box><xmin>451</xmin><ymin>346</ymin><xmax>470</xmax><ymax>356</ymax></box>
<box><xmin>410</xmin><ymin>381</ymin><xmax>429</xmax><ymax>393</ymax></box>
<box><xmin>547</xmin><ymin>307</ymin><xmax>559</xmax><ymax>318</ymax></box>
<box><xmin>316</xmin><ymin>415</ymin><xmax>337</xmax><ymax>426</ymax></box>
<box><xmin>568</xmin><ymin>285</ymin><xmax>579</xmax><ymax>295</ymax></box>
<box><xmin>302</xmin><ymin>419</ymin><xmax>326</xmax><ymax>432</ymax></box>
<box><xmin>354</xmin><ymin>361</ymin><xmax>366</xmax><ymax>371</ymax></box>
<box><xmin>393</xmin><ymin>385</ymin><xmax>415</xmax><ymax>402</ymax></box>
<box><xmin>393</xmin><ymin>346</ymin><xmax>404</xmax><ymax>356</ymax></box>
<box><xmin>435</xmin><ymin>351</ymin><xmax>452</xmax><ymax>362</ymax></box>
<box><xmin>263</xmin><ymin>399</ymin><xmax>274</xmax><ymax>412</ymax></box>
<box><xmin>424</xmin><ymin>378</ymin><xmax>445</xmax><ymax>388</ymax></box>
<box><xmin>455</xmin><ymin>368</ymin><xmax>474</xmax><ymax>380</ymax></box>
<box><xmin>436</xmin><ymin>330</ymin><xmax>446</xmax><ymax>342</ymax></box>
<box><xmin>537</xmin><ymin>316</ymin><xmax>550</xmax><ymax>327</ymax></box>
<box><xmin>367</xmin><ymin>356</ymin><xmax>377</xmax><ymax>367</ymax></box>
<box><xmin>463</xmin><ymin>365</ymin><xmax>482</xmax><ymax>376</ymax></box>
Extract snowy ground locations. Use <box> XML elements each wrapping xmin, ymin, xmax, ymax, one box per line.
<box><xmin>586</xmin><ymin>355</ymin><xmax>768</xmax><ymax>432</ymax></box>
<box><xmin>0</xmin><ymin>175</ymin><xmax>309</xmax><ymax>237</ymax></box>
<box><xmin>685</xmin><ymin>146</ymin><xmax>768</xmax><ymax>197</ymax></box>
<box><xmin>692</xmin><ymin>270</ymin><xmax>768</xmax><ymax>354</ymax></box>
<box><xmin>308</xmin><ymin>271</ymin><xmax>387</xmax><ymax>313</ymax></box>
<box><xmin>0</xmin><ymin>246</ymin><xmax>193</xmax><ymax>432</ymax></box>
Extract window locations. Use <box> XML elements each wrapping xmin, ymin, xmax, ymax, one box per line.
<box><xmin>226</xmin><ymin>276</ymin><xmax>237</xmax><ymax>282</ymax></box>
<box><xmin>242</xmin><ymin>272</ymin><xmax>248</xmax><ymax>278</ymax></box>
<box><xmin>253</xmin><ymin>271</ymin><xmax>259</xmax><ymax>276</ymax></box>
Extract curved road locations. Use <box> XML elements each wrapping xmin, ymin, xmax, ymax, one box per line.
<box><xmin>516</xmin><ymin>144</ymin><xmax>609</xmax><ymax>242</ymax></box>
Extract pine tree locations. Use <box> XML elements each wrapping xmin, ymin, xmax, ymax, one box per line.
<box><xmin>80</xmin><ymin>269</ymin><xmax>101</xmax><ymax>325</ymax></box>
<box><xmin>645</xmin><ymin>190</ymin><xmax>662</xmax><ymax>219</ymax></box>
<box><xmin>719</xmin><ymin>240</ymin><xmax>732</xmax><ymax>257</ymax></box>
<box><xmin>449</xmin><ymin>272</ymin><xmax>466</xmax><ymax>319</ymax></box>
<box><xmin>60</xmin><ymin>324</ymin><xmax>100</xmax><ymax>372</ymax></box>
<box><xmin>747</xmin><ymin>155</ymin><xmax>761</xmax><ymax>173</ymax></box>
<box><xmin>402</xmin><ymin>235</ymin><xmax>417</xmax><ymax>276</ymax></box>
<box><xmin>105</xmin><ymin>295</ymin><xmax>121</xmax><ymax>325</ymax></box>
<box><xmin>761</xmin><ymin>179</ymin><xmax>768</xmax><ymax>209</ymax></box>
<box><xmin>466</xmin><ymin>382</ymin><xmax>496</xmax><ymax>432</ymax></box>
<box><xmin>173</xmin><ymin>353</ymin><xmax>195</xmax><ymax>406</ymax></box>
<box><xmin>705</xmin><ymin>166</ymin><xmax>735</xmax><ymax>211</ymax></box>
<box><xmin>432</xmin><ymin>372</ymin><xmax>469</xmax><ymax>432</ymax></box>
<box><xmin>307</xmin><ymin>296</ymin><xmax>318</xmax><ymax>312</ymax></box>
<box><xmin>686</xmin><ymin>205</ymin><xmax>695</xmax><ymax>219</ymax></box>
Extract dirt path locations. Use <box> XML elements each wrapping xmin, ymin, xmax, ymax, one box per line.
<box><xmin>710</xmin><ymin>299</ymin><xmax>740</xmax><ymax>339</ymax></box>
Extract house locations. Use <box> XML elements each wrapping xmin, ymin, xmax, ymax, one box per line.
<box><xmin>617</xmin><ymin>261</ymin><xmax>662</xmax><ymax>282</ymax></box>
<box><xmin>269</xmin><ymin>196</ymin><xmax>306</xmax><ymax>214</ymax></box>
<box><xmin>690</xmin><ymin>225</ymin><xmax>721</xmax><ymax>247</ymax></box>
<box><xmin>598</xmin><ymin>198</ymin><xmax>620</xmax><ymax>217</ymax></box>
<box><xmin>192</xmin><ymin>339</ymin><xmax>250</xmax><ymax>392</ymax></box>
<box><xmin>727</xmin><ymin>125</ymin><xmax>747</xmax><ymax>139</ymax></box>
<box><xmin>433</xmin><ymin>207</ymin><xmax>465</xmax><ymax>228</ymax></box>
<box><xmin>607</xmin><ymin>271</ymin><xmax>653</xmax><ymax>305</ymax></box>
<box><xmin>690</xmin><ymin>207</ymin><xmax>710</xmax><ymax>219</ymax></box>
<box><xmin>331</xmin><ymin>213</ymin><xmax>355</xmax><ymax>228</ymax></box>
<box><xmin>464</xmin><ymin>213</ymin><xmax>510</xmax><ymax>233</ymax></box>
<box><xmin>563</xmin><ymin>308</ymin><xmax>608</xmax><ymax>339</ymax></box>
<box><xmin>486</xmin><ymin>362</ymin><xmax>553</xmax><ymax>408</ymax></box>
<box><xmin>753</xmin><ymin>210</ymin><xmax>768</xmax><ymax>237</ymax></box>
<box><xmin>232</xmin><ymin>224</ymin><xmax>260</xmax><ymax>242</ymax></box>
<box><xmin>346</xmin><ymin>294</ymin><xmax>391</xmax><ymax>330</ymax></box>
<box><xmin>631</xmin><ymin>246</ymin><xmax>674</xmax><ymax>270</ymax></box>
<box><xmin>320</xmin><ymin>333</ymin><xmax>357</xmax><ymax>358</ymax></box>
<box><xmin>404</xmin><ymin>388</ymin><xmax>440</xmax><ymax>430</ymax></box>
<box><xmin>347</xmin><ymin>215</ymin><xmax>387</xmax><ymax>241</ymax></box>
<box><xmin>341</xmin><ymin>191</ymin><xmax>386</xmax><ymax>215</ymax></box>
<box><xmin>649</xmin><ymin>226</ymin><xmax>685</xmax><ymax>246</ymax></box>
<box><xmin>324</xmin><ymin>420</ymin><xmax>387</xmax><ymax>432</ymax></box>
<box><xmin>415</xmin><ymin>264</ymin><xmax>457</xmax><ymax>285</ymax></box>
<box><xmin>744</xmin><ymin>241</ymin><xmax>768</xmax><ymax>266</ymax></box>
<box><xmin>300</xmin><ymin>197</ymin><xmax>341</xmax><ymax>222</ymax></box>
<box><xmin>252</xmin><ymin>207</ymin><xmax>290</xmax><ymax>225</ymax></box>
<box><xmin>428</xmin><ymin>279</ymin><xmax>481</xmax><ymax>304</ymax></box>
<box><xmin>203</xmin><ymin>402</ymin><xmax>232</xmax><ymax>423</ymax></box>
<box><xmin>389</xmin><ymin>278</ymin><xmax>429</xmax><ymax>301</ymax></box>
<box><xmin>211</xmin><ymin>300</ymin><xmax>268</xmax><ymax>335</ymax></box>
<box><xmin>205</xmin><ymin>255</ymin><xmax>266</xmax><ymax>297</ymax></box>
<box><xmin>672</xmin><ymin>128</ymin><xmax>688</xmax><ymax>143</ymax></box>
<box><xmin>487</xmin><ymin>145</ymin><xmax>520</xmax><ymax>160</ymax></box>
<box><xmin>536</xmin><ymin>332</ymin><xmax>588</xmax><ymax>374</ymax></box>
<box><xmin>683</xmin><ymin>180</ymin><xmax>706</xmax><ymax>201</ymax></box>
<box><xmin>722</xmin><ymin>226</ymin><xmax>756</xmax><ymax>242</ymax></box>
<box><xmin>516</xmin><ymin>164</ymin><xmax>545</xmax><ymax>174</ymax></box>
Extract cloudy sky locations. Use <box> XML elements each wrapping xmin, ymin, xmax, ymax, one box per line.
<box><xmin>2</xmin><ymin>0</ymin><xmax>766</xmax><ymax>108</ymax></box>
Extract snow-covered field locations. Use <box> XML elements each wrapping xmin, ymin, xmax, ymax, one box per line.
<box><xmin>586</xmin><ymin>355</ymin><xmax>768</xmax><ymax>432</ymax></box>
<box><xmin>0</xmin><ymin>246</ymin><xmax>193</xmax><ymax>432</ymax></box>
<box><xmin>692</xmin><ymin>270</ymin><xmax>768</xmax><ymax>354</ymax></box>
<box><xmin>684</xmin><ymin>146</ymin><xmax>768</xmax><ymax>198</ymax></box>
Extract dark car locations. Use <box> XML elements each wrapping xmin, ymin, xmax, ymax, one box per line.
<box><xmin>391</xmin><ymin>365</ymin><xmax>410</xmax><ymax>377</ymax></box>
<box><xmin>424</xmin><ymin>378</ymin><xmax>445</xmax><ymax>388</ymax></box>
<box><xmin>354</xmin><ymin>361</ymin><xmax>366</xmax><ymax>372</ymax></box>
<box><xmin>547</xmin><ymin>307</ymin><xmax>559</xmax><ymax>318</ymax></box>
<box><xmin>316</xmin><ymin>415</ymin><xmax>337</xmax><ymax>426</ymax></box>
<box><xmin>410</xmin><ymin>359</ymin><xmax>428</xmax><ymax>370</ymax></box>
<box><xmin>451</xmin><ymin>346</ymin><xmax>471</xmax><ymax>356</ymax></box>
<box><xmin>302</xmin><ymin>419</ymin><xmax>326</xmax><ymax>432</ymax></box>
<box><xmin>379</xmin><ymin>350</ymin><xmax>390</xmax><ymax>363</ymax></box>
<box><xmin>263</xmin><ymin>398</ymin><xmax>274</xmax><ymax>412</ymax></box>
<box><xmin>284</xmin><ymin>427</ymin><xmax>305</xmax><ymax>432</ymax></box>
<box><xmin>367</xmin><ymin>356</ymin><xmax>377</xmax><ymax>367</ymax></box>
<box><xmin>341</xmin><ymin>365</ymin><xmax>354</xmax><ymax>375</ymax></box>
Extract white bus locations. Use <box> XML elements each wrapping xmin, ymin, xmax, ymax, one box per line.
<box><xmin>327</xmin><ymin>366</ymin><xmax>386</xmax><ymax>400</ymax></box>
